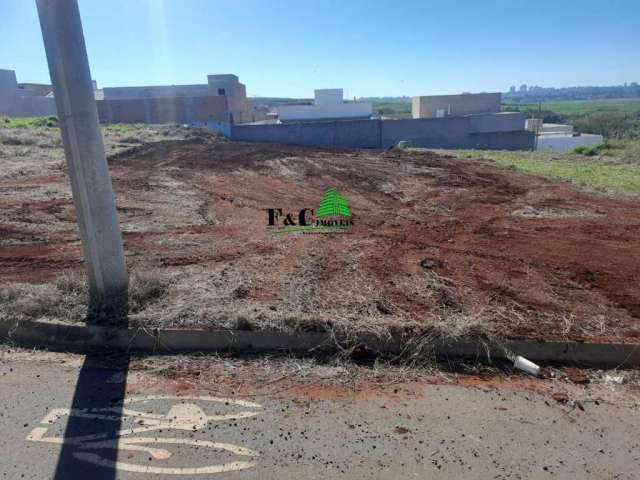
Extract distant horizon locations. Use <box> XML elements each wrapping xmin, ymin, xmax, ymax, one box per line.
<box><xmin>8</xmin><ymin>74</ymin><xmax>640</xmax><ymax>101</ymax></box>
<box><xmin>9</xmin><ymin>71</ymin><xmax>640</xmax><ymax>100</ymax></box>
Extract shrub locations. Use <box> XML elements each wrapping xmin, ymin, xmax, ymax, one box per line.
<box><xmin>55</xmin><ymin>271</ymin><xmax>88</xmax><ymax>296</ymax></box>
<box><xmin>36</xmin><ymin>116</ymin><xmax>59</xmax><ymax>128</ymax></box>
<box><xmin>129</xmin><ymin>270</ymin><xmax>169</xmax><ymax>313</ymax></box>
<box><xmin>0</xmin><ymin>133</ymin><xmax>37</xmax><ymax>146</ymax></box>
<box><xmin>573</xmin><ymin>142</ymin><xmax>609</xmax><ymax>156</ymax></box>
<box><xmin>572</xmin><ymin>111</ymin><xmax>630</xmax><ymax>138</ymax></box>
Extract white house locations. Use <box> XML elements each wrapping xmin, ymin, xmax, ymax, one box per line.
<box><xmin>274</xmin><ymin>89</ymin><xmax>372</xmax><ymax>122</ymax></box>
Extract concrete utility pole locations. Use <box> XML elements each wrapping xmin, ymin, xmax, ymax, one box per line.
<box><xmin>36</xmin><ymin>0</ymin><xmax>128</xmax><ymax>324</ymax></box>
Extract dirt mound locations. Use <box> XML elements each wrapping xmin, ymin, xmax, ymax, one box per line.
<box><xmin>2</xmin><ymin>138</ymin><xmax>640</xmax><ymax>342</ymax></box>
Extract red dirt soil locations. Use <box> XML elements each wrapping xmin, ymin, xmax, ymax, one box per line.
<box><xmin>1</xmin><ymin>136</ymin><xmax>640</xmax><ymax>342</ymax></box>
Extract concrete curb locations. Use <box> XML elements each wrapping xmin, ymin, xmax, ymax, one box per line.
<box><xmin>1</xmin><ymin>319</ymin><xmax>639</xmax><ymax>368</ymax></box>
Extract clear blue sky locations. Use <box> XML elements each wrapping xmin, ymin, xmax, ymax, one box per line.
<box><xmin>2</xmin><ymin>0</ymin><xmax>639</xmax><ymax>98</ymax></box>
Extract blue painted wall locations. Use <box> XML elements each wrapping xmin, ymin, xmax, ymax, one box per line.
<box><xmin>192</xmin><ymin>118</ymin><xmax>232</xmax><ymax>137</ymax></box>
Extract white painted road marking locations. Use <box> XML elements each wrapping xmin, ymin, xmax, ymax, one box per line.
<box><xmin>26</xmin><ymin>396</ymin><xmax>264</xmax><ymax>475</ymax></box>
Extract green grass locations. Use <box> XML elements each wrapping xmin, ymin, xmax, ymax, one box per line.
<box><xmin>0</xmin><ymin>115</ymin><xmax>59</xmax><ymax>128</ymax></box>
<box><xmin>429</xmin><ymin>139</ymin><xmax>640</xmax><ymax>196</ymax></box>
<box><xmin>0</xmin><ymin>116</ymin><xmax>167</xmax><ymax>139</ymax></box>
<box><xmin>504</xmin><ymin>98</ymin><xmax>640</xmax><ymax>116</ymax></box>
<box><xmin>573</xmin><ymin>142</ymin><xmax>609</xmax><ymax>156</ymax></box>
<box><xmin>371</xmin><ymin>101</ymin><xmax>411</xmax><ymax>115</ymax></box>
<box><xmin>487</xmin><ymin>153</ymin><xmax>640</xmax><ymax>194</ymax></box>
<box><xmin>608</xmin><ymin>138</ymin><xmax>640</xmax><ymax>163</ymax></box>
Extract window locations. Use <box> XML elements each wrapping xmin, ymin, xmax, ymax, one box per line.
<box><xmin>218</xmin><ymin>88</ymin><xmax>226</xmax><ymax>96</ymax></box>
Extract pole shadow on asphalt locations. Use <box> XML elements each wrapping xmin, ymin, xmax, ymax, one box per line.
<box><xmin>53</xmin><ymin>304</ymin><xmax>130</xmax><ymax>480</ymax></box>
<box><xmin>35</xmin><ymin>0</ymin><xmax>132</xmax><ymax>476</ymax></box>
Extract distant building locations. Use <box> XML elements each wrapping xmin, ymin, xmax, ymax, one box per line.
<box><xmin>519</xmin><ymin>84</ymin><xmax>528</xmax><ymax>92</ymax></box>
<box><xmin>0</xmin><ymin>69</ymin><xmax>57</xmax><ymax>117</ymax></box>
<box><xmin>411</xmin><ymin>92</ymin><xmax>501</xmax><ymax>119</ymax></box>
<box><xmin>99</xmin><ymin>74</ymin><xmax>265</xmax><ymax>124</ymax></box>
<box><xmin>509</xmin><ymin>85</ymin><xmax>516</xmax><ymax>93</ymax></box>
<box><xmin>1</xmin><ymin>68</ymin><xmax>266</xmax><ymax>124</ymax></box>
<box><xmin>17</xmin><ymin>83</ymin><xmax>54</xmax><ymax>97</ymax></box>
<box><xmin>272</xmin><ymin>89</ymin><xmax>372</xmax><ymax>122</ymax></box>
<box><xmin>525</xmin><ymin>120</ymin><xmax>603</xmax><ymax>152</ymax></box>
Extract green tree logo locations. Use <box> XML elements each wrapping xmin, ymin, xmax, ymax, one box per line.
<box><xmin>316</xmin><ymin>188</ymin><xmax>351</xmax><ymax>219</ymax></box>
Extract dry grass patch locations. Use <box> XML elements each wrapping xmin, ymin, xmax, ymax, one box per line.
<box><xmin>0</xmin><ymin>270</ymin><xmax>170</xmax><ymax>323</ymax></box>
<box><xmin>0</xmin><ymin>276</ymin><xmax>86</xmax><ymax>323</ymax></box>
<box><xmin>129</xmin><ymin>270</ymin><xmax>170</xmax><ymax>313</ymax></box>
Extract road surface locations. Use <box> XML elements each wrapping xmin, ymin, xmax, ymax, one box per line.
<box><xmin>1</xmin><ymin>350</ymin><xmax>639</xmax><ymax>479</ymax></box>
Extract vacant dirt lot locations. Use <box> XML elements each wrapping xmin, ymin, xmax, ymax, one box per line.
<box><xmin>1</xmin><ymin>127</ymin><xmax>640</xmax><ymax>342</ymax></box>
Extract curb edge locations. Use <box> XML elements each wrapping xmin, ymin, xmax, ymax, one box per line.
<box><xmin>1</xmin><ymin>319</ymin><xmax>639</xmax><ymax>368</ymax></box>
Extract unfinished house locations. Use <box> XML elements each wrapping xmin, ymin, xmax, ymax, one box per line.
<box><xmin>1</xmin><ymin>68</ymin><xmax>265</xmax><ymax>125</ymax></box>
<box><xmin>97</xmin><ymin>74</ymin><xmax>266</xmax><ymax>124</ymax></box>
<box><xmin>412</xmin><ymin>92</ymin><xmax>502</xmax><ymax>119</ymax></box>
<box><xmin>0</xmin><ymin>69</ymin><xmax>57</xmax><ymax>117</ymax></box>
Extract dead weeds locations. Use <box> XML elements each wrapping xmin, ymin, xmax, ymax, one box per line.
<box><xmin>0</xmin><ymin>269</ymin><xmax>171</xmax><ymax>323</ymax></box>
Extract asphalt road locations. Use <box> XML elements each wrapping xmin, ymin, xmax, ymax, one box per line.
<box><xmin>1</xmin><ymin>352</ymin><xmax>639</xmax><ymax>480</ymax></box>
